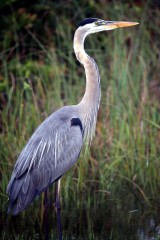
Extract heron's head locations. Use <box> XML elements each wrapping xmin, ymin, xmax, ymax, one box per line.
<box><xmin>77</xmin><ymin>18</ymin><xmax>139</xmax><ymax>36</ymax></box>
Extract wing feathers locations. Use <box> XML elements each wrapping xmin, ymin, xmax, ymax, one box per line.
<box><xmin>7</xmin><ymin>109</ymin><xmax>83</xmax><ymax>215</ymax></box>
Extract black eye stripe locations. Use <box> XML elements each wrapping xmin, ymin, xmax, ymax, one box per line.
<box><xmin>78</xmin><ymin>18</ymin><xmax>98</xmax><ymax>27</ymax></box>
<box><xmin>78</xmin><ymin>19</ymin><xmax>115</xmax><ymax>28</ymax></box>
<box><xmin>95</xmin><ymin>20</ymin><xmax>114</xmax><ymax>26</ymax></box>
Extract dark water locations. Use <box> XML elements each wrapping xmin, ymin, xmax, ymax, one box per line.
<box><xmin>1</xmin><ymin>196</ymin><xmax>160</xmax><ymax>240</ymax></box>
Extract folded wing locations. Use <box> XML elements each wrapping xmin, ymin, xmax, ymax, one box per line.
<box><xmin>7</xmin><ymin>108</ymin><xmax>83</xmax><ymax>215</ymax></box>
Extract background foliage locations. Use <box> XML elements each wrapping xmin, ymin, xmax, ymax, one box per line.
<box><xmin>0</xmin><ymin>0</ymin><xmax>160</xmax><ymax>239</ymax></box>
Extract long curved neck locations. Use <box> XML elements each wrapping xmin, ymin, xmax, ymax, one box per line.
<box><xmin>74</xmin><ymin>29</ymin><xmax>101</xmax><ymax>143</ymax></box>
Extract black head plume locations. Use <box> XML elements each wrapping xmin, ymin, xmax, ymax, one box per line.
<box><xmin>78</xmin><ymin>18</ymin><xmax>98</xmax><ymax>28</ymax></box>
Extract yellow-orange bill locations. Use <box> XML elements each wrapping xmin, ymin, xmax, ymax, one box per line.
<box><xmin>106</xmin><ymin>21</ymin><xmax>139</xmax><ymax>29</ymax></box>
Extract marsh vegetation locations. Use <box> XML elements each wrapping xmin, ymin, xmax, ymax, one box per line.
<box><xmin>0</xmin><ymin>1</ymin><xmax>160</xmax><ymax>239</ymax></box>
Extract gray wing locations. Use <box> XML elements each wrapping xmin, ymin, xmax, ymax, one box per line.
<box><xmin>7</xmin><ymin>107</ymin><xmax>83</xmax><ymax>215</ymax></box>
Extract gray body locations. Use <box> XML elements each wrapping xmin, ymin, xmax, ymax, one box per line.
<box><xmin>7</xmin><ymin>106</ymin><xmax>84</xmax><ymax>214</ymax></box>
<box><xmin>7</xmin><ymin>18</ymin><xmax>138</xmax><ymax>215</ymax></box>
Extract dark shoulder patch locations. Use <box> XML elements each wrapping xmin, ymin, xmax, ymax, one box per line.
<box><xmin>71</xmin><ymin>118</ymin><xmax>83</xmax><ymax>133</ymax></box>
<box><xmin>78</xmin><ymin>18</ymin><xmax>98</xmax><ymax>27</ymax></box>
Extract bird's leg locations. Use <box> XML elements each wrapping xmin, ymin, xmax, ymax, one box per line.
<box><xmin>55</xmin><ymin>179</ymin><xmax>62</xmax><ymax>240</ymax></box>
<box><xmin>44</xmin><ymin>189</ymin><xmax>50</xmax><ymax>209</ymax></box>
<box><xmin>55</xmin><ymin>179</ymin><xmax>61</xmax><ymax>209</ymax></box>
<box><xmin>43</xmin><ymin>190</ymin><xmax>49</xmax><ymax>240</ymax></box>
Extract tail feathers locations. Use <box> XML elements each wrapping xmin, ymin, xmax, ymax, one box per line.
<box><xmin>7</xmin><ymin>173</ymin><xmax>38</xmax><ymax>215</ymax></box>
<box><xmin>7</xmin><ymin>199</ymin><xmax>19</xmax><ymax>215</ymax></box>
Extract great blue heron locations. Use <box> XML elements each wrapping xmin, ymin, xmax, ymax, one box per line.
<box><xmin>7</xmin><ymin>18</ymin><xmax>138</xmax><ymax>216</ymax></box>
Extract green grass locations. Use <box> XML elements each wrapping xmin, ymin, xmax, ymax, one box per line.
<box><xmin>0</xmin><ymin>1</ymin><xmax>160</xmax><ymax>239</ymax></box>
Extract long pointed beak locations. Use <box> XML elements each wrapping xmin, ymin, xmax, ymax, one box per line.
<box><xmin>105</xmin><ymin>21</ymin><xmax>139</xmax><ymax>30</ymax></box>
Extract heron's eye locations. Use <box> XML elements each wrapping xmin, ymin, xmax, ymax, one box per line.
<box><xmin>95</xmin><ymin>21</ymin><xmax>106</xmax><ymax>26</ymax></box>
